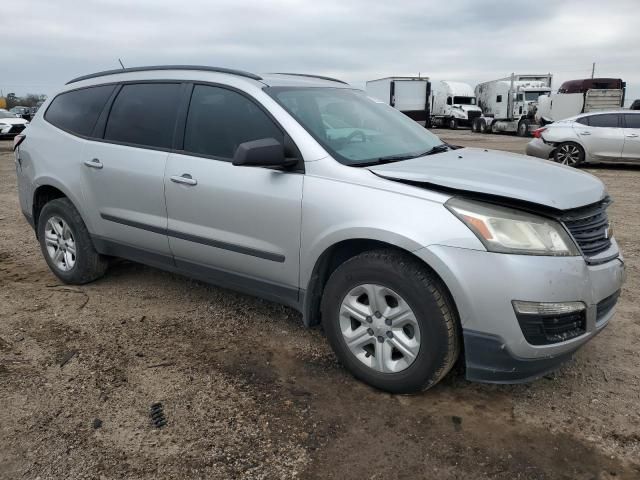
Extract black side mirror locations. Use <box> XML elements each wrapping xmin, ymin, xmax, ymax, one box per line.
<box><xmin>233</xmin><ymin>138</ymin><xmax>294</xmax><ymax>168</ymax></box>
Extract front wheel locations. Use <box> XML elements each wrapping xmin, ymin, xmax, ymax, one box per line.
<box><xmin>553</xmin><ymin>142</ymin><xmax>584</xmax><ymax>167</ymax></box>
<box><xmin>448</xmin><ymin>118</ymin><xmax>458</xmax><ymax>130</ymax></box>
<box><xmin>321</xmin><ymin>250</ymin><xmax>460</xmax><ymax>393</ymax></box>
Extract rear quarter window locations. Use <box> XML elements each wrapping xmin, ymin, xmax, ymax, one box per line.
<box><xmin>44</xmin><ymin>85</ymin><xmax>116</xmax><ymax>137</ymax></box>
<box><xmin>624</xmin><ymin>114</ymin><xmax>640</xmax><ymax>129</ymax></box>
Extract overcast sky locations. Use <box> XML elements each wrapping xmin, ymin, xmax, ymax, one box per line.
<box><xmin>2</xmin><ymin>0</ymin><xmax>638</xmax><ymax>105</ymax></box>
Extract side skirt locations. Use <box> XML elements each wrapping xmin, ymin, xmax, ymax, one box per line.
<box><xmin>91</xmin><ymin>235</ymin><xmax>303</xmax><ymax>312</ymax></box>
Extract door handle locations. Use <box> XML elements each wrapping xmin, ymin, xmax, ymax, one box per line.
<box><xmin>626</xmin><ymin>133</ymin><xmax>639</xmax><ymax>138</ymax></box>
<box><xmin>170</xmin><ymin>174</ymin><xmax>197</xmax><ymax>186</ymax></box>
<box><xmin>579</xmin><ymin>131</ymin><xmax>591</xmax><ymax>135</ymax></box>
<box><xmin>84</xmin><ymin>158</ymin><xmax>103</xmax><ymax>169</ymax></box>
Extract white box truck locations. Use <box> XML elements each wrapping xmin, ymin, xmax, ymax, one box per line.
<box><xmin>429</xmin><ymin>81</ymin><xmax>482</xmax><ymax>129</ymax></box>
<box><xmin>473</xmin><ymin>73</ymin><xmax>552</xmax><ymax>136</ymax></box>
<box><xmin>535</xmin><ymin>78</ymin><xmax>626</xmax><ymax>125</ymax></box>
<box><xmin>366</xmin><ymin>77</ymin><xmax>431</xmax><ymax>124</ymax></box>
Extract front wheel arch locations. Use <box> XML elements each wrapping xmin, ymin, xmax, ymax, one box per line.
<box><xmin>302</xmin><ymin>239</ymin><xmax>459</xmax><ymax>331</ymax></box>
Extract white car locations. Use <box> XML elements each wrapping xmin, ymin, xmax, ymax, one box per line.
<box><xmin>526</xmin><ymin>110</ymin><xmax>640</xmax><ymax>166</ymax></box>
<box><xmin>0</xmin><ymin>109</ymin><xmax>29</xmax><ymax>138</ymax></box>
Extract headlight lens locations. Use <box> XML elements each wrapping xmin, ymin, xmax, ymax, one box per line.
<box><xmin>446</xmin><ymin>197</ymin><xmax>580</xmax><ymax>256</ymax></box>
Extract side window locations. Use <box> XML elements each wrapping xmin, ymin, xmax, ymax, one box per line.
<box><xmin>587</xmin><ymin>114</ymin><xmax>619</xmax><ymax>128</ymax></box>
<box><xmin>104</xmin><ymin>83</ymin><xmax>181</xmax><ymax>149</ymax></box>
<box><xmin>44</xmin><ymin>85</ymin><xmax>116</xmax><ymax>137</ymax></box>
<box><xmin>576</xmin><ymin>117</ymin><xmax>589</xmax><ymax>126</ymax></box>
<box><xmin>624</xmin><ymin>114</ymin><xmax>640</xmax><ymax>129</ymax></box>
<box><xmin>183</xmin><ymin>85</ymin><xmax>283</xmax><ymax>159</ymax></box>
<box><xmin>496</xmin><ymin>95</ymin><xmax>502</xmax><ymax>103</ymax></box>
<box><xmin>446</xmin><ymin>97</ymin><xmax>452</xmax><ymax>106</ymax></box>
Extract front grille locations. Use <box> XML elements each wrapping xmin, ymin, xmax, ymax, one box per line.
<box><xmin>596</xmin><ymin>290</ymin><xmax>620</xmax><ymax>321</ymax></box>
<box><xmin>516</xmin><ymin>310</ymin><xmax>587</xmax><ymax>345</ymax></box>
<box><xmin>467</xmin><ymin>111</ymin><xmax>481</xmax><ymax>121</ymax></box>
<box><xmin>561</xmin><ymin>199</ymin><xmax>612</xmax><ymax>257</ymax></box>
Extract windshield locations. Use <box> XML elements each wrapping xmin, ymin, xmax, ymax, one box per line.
<box><xmin>524</xmin><ymin>91</ymin><xmax>549</xmax><ymax>101</ymax></box>
<box><xmin>453</xmin><ymin>96</ymin><xmax>476</xmax><ymax>105</ymax></box>
<box><xmin>0</xmin><ymin>111</ymin><xmax>18</xmax><ymax>119</ymax></box>
<box><xmin>266</xmin><ymin>87</ymin><xmax>444</xmax><ymax>165</ymax></box>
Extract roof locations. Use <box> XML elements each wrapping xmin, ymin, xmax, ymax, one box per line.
<box><xmin>66</xmin><ymin>65</ymin><xmax>350</xmax><ymax>88</ymax></box>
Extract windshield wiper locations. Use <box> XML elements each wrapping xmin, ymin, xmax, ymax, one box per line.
<box><xmin>354</xmin><ymin>144</ymin><xmax>451</xmax><ymax>167</ymax></box>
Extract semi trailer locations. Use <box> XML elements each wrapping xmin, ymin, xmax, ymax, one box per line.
<box><xmin>535</xmin><ymin>78</ymin><xmax>625</xmax><ymax>125</ymax></box>
<box><xmin>473</xmin><ymin>73</ymin><xmax>552</xmax><ymax>136</ymax></box>
<box><xmin>365</xmin><ymin>77</ymin><xmax>431</xmax><ymax>123</ymax></box>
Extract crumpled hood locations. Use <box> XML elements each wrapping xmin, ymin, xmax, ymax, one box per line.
<box><xmin>368</xmin><ymin>148</ymin><xmax>606</xmax><ymax>210</ymax></box>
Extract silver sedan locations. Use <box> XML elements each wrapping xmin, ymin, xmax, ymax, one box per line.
<box><xmin>526</xmin><ymin>110</ymin><xmax>640</xmax><ymax>166</ymax></box>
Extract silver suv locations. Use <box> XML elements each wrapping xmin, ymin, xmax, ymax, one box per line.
<box><xmin>14</xmin><ymin>66</ymin><xmax>625</xmax><ymax>393</ymax></box>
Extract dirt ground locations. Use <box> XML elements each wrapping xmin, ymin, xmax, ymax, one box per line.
<box><xmin>1</xmin><ymin>131</ymin><xmax>639</xmax><ymax>480</ymax></box>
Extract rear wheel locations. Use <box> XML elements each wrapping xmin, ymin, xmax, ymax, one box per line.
<box><xmin>471</xmin><ymin>118</ymin><xmax>481</xmax><ymax>133</ymax></box>
<box><xmin>321</xmin><ymin>250</ymin><xmax>460</xmax><ymax>393</ymax></box>
<box><xmin>553</xmin><ymin>142</ymin><xmax>584</xmax><ymax>167</ymax></box>
<box><xmin>37</xmin><ymin>198</ymin><xmax>108</xmax><ymax>284</ymax></box>
<box><xmin>517</xmin><ymin>120</ymin><xmax>530</xmax><ymax>137</ymax></box>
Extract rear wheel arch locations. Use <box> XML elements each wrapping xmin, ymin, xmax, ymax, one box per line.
<box><xmin>33</xmin><ymin>185</ymin><xmax>67</xmax><ymax>234</ymax></box>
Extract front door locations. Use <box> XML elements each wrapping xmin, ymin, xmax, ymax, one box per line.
<box><xmin>574</xmin><ymin>113</ymin><xmax>624</xmax><ymax>161</ymax></box>
<box><xmin>164</xmin><ymin>84</ymin><xmax>303</xmax><ymax>305</ymax></box>
<box><xmin>622</xmin><ymin>113</ymin><xmax>640</xmax><ymax>161</ymax></box>
<box><xmin>81</xmin><ymin>82</ymin><xmax>183</xmax><ymax>260</ymax></box>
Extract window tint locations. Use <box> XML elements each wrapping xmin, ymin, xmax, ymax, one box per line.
<box><xmin>576</xmin><ymin>116</ymin><xmax>589</xmax><ymax>125</ymax></box>
<box><xmin>104</xmin><ymin>83</ymin><xmax>181</xmax><ymax>149</ymax></box>
<box><xmin>183</xmin><ymin>85</ymin><xmax>283</xmax><ymax>159</ymax></box>
<box><xmin>587</xmin><ymin>114</ymin><xmax>619</xmax><ymax>128</ymax></box>
<box><xmin>496</xmin><ymin>95</ymin><xmax>502</xmax><ymax>103</ymax></box>
<box><xmin>624</xmin><ymin>114</ymin><xmax>640</xmax><ymax>129</ymax></box>
<box><xmin>45</xmin><ymin>85</ymin><xmax>115</xmax><ymax>136</ymax></box>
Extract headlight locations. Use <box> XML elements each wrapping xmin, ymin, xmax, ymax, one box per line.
<box><xmin>446</xmin><ymin>197</ymin><xmax>580</xmax><ymax>256</ymax></box>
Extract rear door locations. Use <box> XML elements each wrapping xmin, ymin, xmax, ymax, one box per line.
<box><xmin>164</xmin><ymin>84</ymin><xmax>303</xmax><ymax>305</ymax></box>
<box><xmin>622</xmin><ymin>113</ymin><xmax>640</xmax><ymax>161</ymax></box>
<box><xmin>81</xmin><ymin>82</ymin><xmax>183</xmax><ymax>263</ymax></box>
<box><xmin>573</xmin><ymin>113</ymin><xmax>624</xmax><ymax>161</ymax></box>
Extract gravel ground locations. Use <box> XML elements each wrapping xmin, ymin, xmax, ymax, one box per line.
<box><xmin>1</xmin><ymin>132</ymin><xmax>639</xmax><ymax>479</ymax></box>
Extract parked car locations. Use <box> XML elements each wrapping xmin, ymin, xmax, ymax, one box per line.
<box><xmin>14</xmin><ymin>66</ymin><xmax>625</xmax><ymax>393</ymax></box>
<box><xmin>526</xmin><ymin>111</ymin><xmax>640</xmax><ymax>165</ymax></box>
<box><xmin>630</xmin><ymin>99</ymin><xmax>640</xmax><ymax>110</ymax></box>
<box><xmin>0</xmin><ymin>109</ymin><xmax>29</xmax><ymax>138</ymax></box>
<box><xmin>10</xmin><ymin>106</ymin><xmax>32</xmax><ymax>122</ymax></box>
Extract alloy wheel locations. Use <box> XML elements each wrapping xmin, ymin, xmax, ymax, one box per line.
<box><xmin>44</xmin><ymin>216</ymin><xmax>77</xmax><ymax>271</ymax></box>
<box><xmin>339</xmin><ymin>284</ymin><xmax>421</xmax><ymax>373</ymax></box>
<box><xmin>556</xmin><ymin>144</ymin><xmax>582</xmax><ymax>166</ymax></box>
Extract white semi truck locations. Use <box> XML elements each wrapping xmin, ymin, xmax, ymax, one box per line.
<box><xmin>535</xmin><ymin>78</ymin><xmax>626</xmax><ymax>125</ymax></box>
<box><xmin>365</xmin><ymin>77</ymin><xmax>431</xmax><ymax>124</ymax></box>
<box><xmin>473</xmin><ymin>73</ymin><xmax>552</xmax><ymax>136</ymax></box>
<box><xmin>429</xmin><ymin>81</ymin><xmax>482</xmax><ymax>129</ymax></box>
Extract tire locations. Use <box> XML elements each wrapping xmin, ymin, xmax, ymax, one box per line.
<box><xmin>517</xmin><ymin>120</ymin><xmax>530</xmax><ymax>137</ymax></box>
<box><xmin>553</xmin><ymin>142</ymin><xmax>585</xmax><ymax>167</ymax></box>
<box><xmin>37</xmin><ymin>198</ymin><xmax>108</xmax><ymax>284</ymax></box>
<box><xmin>448</xmin><ymin>118</ymin><xmax>458</xmax><ymax>130</ymax></box>
<box><xmin>471</xmin><ymin>118</ymin><xmax>480</xmax><ymax>133</ymax></box>
<box><xmin>479</xmin><ymin>118</ymin><xmax>489</xmax><ymax>133</ymax></box>
<box><xmin>321</xmin><ymin>249</ymin><xmax>460</xmax><ymax>393</ymax></box>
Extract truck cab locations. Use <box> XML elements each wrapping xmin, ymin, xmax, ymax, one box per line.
<box><xmin>430</xmin><ymin>81</ymin><xmax>482</xmax><ymax>129</ymax></box>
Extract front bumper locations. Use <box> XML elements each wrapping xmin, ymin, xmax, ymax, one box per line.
<box><xmin>415</xmin><ymin>244</ymin><xmax>625</xmax><ymax>383</ymax></box>
<box><xmin>526</xmin><ymin>137</ymin><xmax>555</xmax><ymax>159</ymax></box>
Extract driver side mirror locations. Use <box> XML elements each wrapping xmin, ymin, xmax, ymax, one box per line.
<box><xmin>232</xmin><ymin>138</ymin><xmax>296</xmax><ymax>168</ymax></box>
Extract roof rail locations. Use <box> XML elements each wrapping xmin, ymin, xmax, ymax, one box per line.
<box><xmin>66</xmin><ymin>65</ymin><xmax>262</xmax><ymax>85</ymax></box>
<box><xmin>270</xmin><ymin>73</ymin><xmax>348</xmax><ymax>85</ymax></box>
